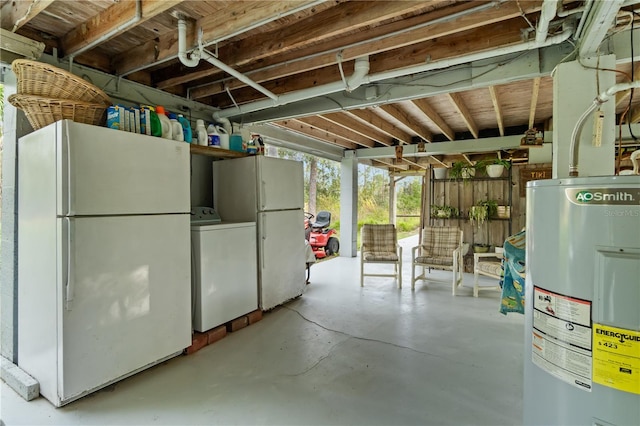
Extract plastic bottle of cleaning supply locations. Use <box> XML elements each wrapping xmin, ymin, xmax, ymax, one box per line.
<box><xmin>168</xmin><ymin>113</ymin><xmax>184</xmax><ymax>142</ymax></box>
<box><xmin>177</xmin><ymin>114</ymin><xmax>192</xmax><ymax>143</ymax></box>
<box><xmin>246</xmin><ymin>135</ymin><xmax>257</xmax><ymax>155</ymax></box>
<box><xmin>141</xmin><ymin>106</ymin><xmax>162</xmax><ymax>136</ymax></box>
<box><xmin>195</xmin><ymin>120</ymin><xmax>208</xmax><ymax>146</ymax></box>
<box><xmin>216</xmin><ymin>125</ymin><xmax>229</xmax><ymax>150</ymax></box>
<box><xmin>207</xmin><ymin>123</ymin><xmax>220</xmax><ymax>147</ymax></box>
<box><xmin>155</xmin><ymin>106</ymin><xmax>173</xmax><ymax>140</ymax></box>
<box><xmin>230</xmin><ymin>132</ymin><xmax>243</xmax><ymax>152</ymax></box>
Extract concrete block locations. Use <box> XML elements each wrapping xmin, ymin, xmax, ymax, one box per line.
<box><xmin>206</xmin><ymin>326</ymin><xmax>227</xmax><ymax>345</ymax></box>
<box><xmin>1</xmin><ymin>356</ymin><xmax>39</xmax><ymax>401</ymax></box>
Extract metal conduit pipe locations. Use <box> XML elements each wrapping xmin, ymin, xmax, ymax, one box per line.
<box><xmin>536</xmin><ymin>0</ymin><xmax>559</xmax><ymax>43</ymax></box>
<box><xmin>194</xmin><ymin>0</ymin><xmax>503</xmax><ymax>94</ymax></box>
<box><xmin>569</xmin><ymin>80</ymin><xmax>640</xmax><ymax>176</ymax></box>
<box><xmin>215</xmin><ymin>23</ymin><xmax>574</xmax><ymax>120</ymax></box>
<box><xmin>67</xmin><ymin>0</ymin><xmax>142</xmax><ymax>61</ymax></box>
<box><xmin>120</xmin><ymin>0</ymin><xmax>327</xmax><ymax>77</ymax></box>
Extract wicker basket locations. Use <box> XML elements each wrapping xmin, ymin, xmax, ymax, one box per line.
<box><xmin>8</xmin><ymin>94</ymin><xmax>107</xmax><ymax>130</ymax></box>
<box><xmin>12</xmin><ymin>59</ymin><xmax>111</xmax><ymax>106</ymax></box>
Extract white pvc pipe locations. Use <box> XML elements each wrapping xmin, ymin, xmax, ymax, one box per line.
<box><xmin>177</xmin><ymin>19</ymin><xmax>200</xmax><ymax>67</ymax></box>
<box><xmin>535</xmin><ymin>0</ymin><xmax>559</xmax><ymax>43</ymax></box>
<box><xmin>215</xmin><ymin>24</ymin><xmax>574</xmax><ymax>119</ymax></box>
<box><xmin>201</xmin><ymin>50</ymin><xmax>278</xmax><ymax>101</ymax></box>
<box><xmin>177</xmin><ymin>19</ymin><xmax>278</xmax><ymax>101</ymax></box>
<box><xmin>346</xmin><ymin>56</ymin><xmax>370</xmax><ymax>91</ymax></box>
<box><xmin>569</xmin><ymin>80</ymin><xmax>640</xmax><ymax>176</ymax></box>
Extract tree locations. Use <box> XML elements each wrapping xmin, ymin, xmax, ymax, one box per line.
<box><xmin>308</xmin><ymin>156</ymin><xmax>317</xmax><ymax>214</ymax></box>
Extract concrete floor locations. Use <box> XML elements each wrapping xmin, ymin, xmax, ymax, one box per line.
<box><xmin>1</xmin><ymin>235</ymin><xmax>525</xmax><ymax>425</ymax></box>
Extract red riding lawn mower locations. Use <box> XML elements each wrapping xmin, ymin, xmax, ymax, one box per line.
<box><xmin>304</xmin><ymin>211</ymin><xmax>340</xmax><ymax>259</ymax></box>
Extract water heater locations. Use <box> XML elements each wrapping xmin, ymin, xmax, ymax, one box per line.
<box><xmin>524</xmin><ymin>176</ymin><xmax>640</xmax><ymax>425</ymax></box>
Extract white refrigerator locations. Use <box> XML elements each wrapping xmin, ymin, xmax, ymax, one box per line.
<box><xmin>18</xmin><ymin>120</ymin><xmax>192</xmax><ymax>407</ymax></box>
<box><xmin>212</xmin><ymin>156</ymin><xmax>306</xmax><ymax>310</ymax></box>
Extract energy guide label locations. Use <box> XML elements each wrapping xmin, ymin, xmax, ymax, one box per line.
<box><xmin>531</xmin><ymin>287</ymin><xmax>593</xmax><ymax>392</ymax></box>
<box><xmin>593</xmin><ymin>324</ymin><xmax>640</xmax><ymax>395</ymax></box>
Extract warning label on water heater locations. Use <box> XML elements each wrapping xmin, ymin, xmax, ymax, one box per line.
<box><xmin>593</xmin><ymin>324</ymin><xmax>640</xmax><ymax>395</ymax></box>
<box><xmin>531</xmin><ymin>287</ymin><xmax>593</xmax><ymax>392</ymax></box>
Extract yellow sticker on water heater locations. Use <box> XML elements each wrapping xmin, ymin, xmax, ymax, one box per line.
<box><xmin>593</xmin><ymin>324</ymin><xmax>640</xmax><ymax>394</ymax></box>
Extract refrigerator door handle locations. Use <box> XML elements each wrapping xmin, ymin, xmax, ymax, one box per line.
<box><xmin>65</xmin><ymin>122</ymin><xmax>74</xmax><ymax>215</ymax></box>
<box><xmin>261</xmin><ymin>215</ymin><xmax>266</xmax><ymax>270</ymax></box>
<box><xmin>260</xmin><ymin>180</ymin><xmax>266</xmax><ymax>210</ymax></box>
<box><xmin>64</xmin><ymin>217</ymin><xmax>75</xmax><ymax>310</ymax></box>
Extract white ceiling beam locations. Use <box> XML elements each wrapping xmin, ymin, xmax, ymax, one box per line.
<box><xmin>577</xmin><ymin>0</ymin><xmax>625</xmax><ymax>57</ymax></box>
<box><xmin>355</xmin><ymin>135</ymin><xmax>524</xmax><ymax>160</ymax></box>
<box><xmin>246</xmin><ymin>123</ymin><xmax>344</xmax><ymax>162</ymax></box>
<box><xmin>234</xmin><ymin>44</ymin><xmax>573</xmax><ymax>124</ymax></box>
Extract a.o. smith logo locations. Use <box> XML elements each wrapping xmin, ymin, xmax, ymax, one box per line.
<box><xmin>566</xmin><ymin>188</ymin><xmax>640</xmax><ymax>206</ymax></box>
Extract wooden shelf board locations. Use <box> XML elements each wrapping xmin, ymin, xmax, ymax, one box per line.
<box><xmin>190</xmin><ymin>144</ymin><xmax>248</xmax><ymax>158</ymax></box>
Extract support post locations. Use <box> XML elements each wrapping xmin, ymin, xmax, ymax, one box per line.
<box><xmin>389</xmin><ymin>174</ymin><xmax>397</xmax><ymax>225</ymax></box>
<box><xmin>340</xmin><ymin>151</ymin><xmax>358</xmax><ymax>257</ymax></box>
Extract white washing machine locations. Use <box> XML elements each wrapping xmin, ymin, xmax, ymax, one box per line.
<box><xmin>191</xmin><ymin>207</ymin><xmax>258</xmax><ymax>332</ymax></box>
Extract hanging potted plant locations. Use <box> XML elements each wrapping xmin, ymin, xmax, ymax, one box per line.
<box><xmin>431</xmin><ymin>205</ymin><xmax>459</xmax><ymax>219</ymax></box>
<box><xmin>449</xmin><ymin>161</ymin><xmax>476</xmax><ymax>182</ymax></box>
<box><xmin>432</xmin><ymin>167</ymin><xmax>448</xmax><ymax>179</ymax></box>
<box><xmin>469</xmin><ymin>200</ymin><xmax>498</xmax><ymax>252</ymax></box>
<box><xmin>485</xmin><ymin>159</ymin><xmax>511</xmax><ymax>178</ymax></box>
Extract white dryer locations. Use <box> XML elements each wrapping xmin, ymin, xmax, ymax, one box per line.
<box><xmin>190</xmin><ymin>207</ymin><xmax>258</xmax><ymax>332</ymax></box>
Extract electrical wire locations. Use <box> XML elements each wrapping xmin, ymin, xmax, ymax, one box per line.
<box><xmin>516</xmin><ymin>0</ymin><xmax>537</xmax><ymax>31</ymax></box>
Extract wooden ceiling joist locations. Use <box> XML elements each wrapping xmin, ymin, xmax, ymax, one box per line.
<box><xmin>447</xmin><ymin>92</ymin><xmax>479</xmax><ymax>138</ymax></box>
<box><xmin>114</xmin><ymin>1</ymin><xmax>319</xmax><ymax>75</ymax></box>
<box><xmin>156</xmin><ymin>0</ymin><xmax>543</xmax><ymax>95</ymax></box>
<box><xmin>488</xmin><ymin>86</ymin><xmax>505</xmax><ymax>137</ymax></box>
<box><xmin>273</xmin><ymin>120</ymin><xmax>358</xmax><ymax>150</ymax></box>
<box><xmin>321</xmin><ymin>112</ymin><xmax>394</xmax><ymax>146</ymax></box>
<box><xmin>378</xmin><ymin>104</ymin><xmax>432</xmax><ymax>142</ymax></box>
<box><xmin>345</xmin><ymin>109</ymin><xmax>413</xmax><ymax>144</ymax></box>
<box><xmin>529</xmin><ymin>77</ymin><xmax>541</xmax><ymax>129</ymax></box>
<box><xmin>1</xmin><ymin>0</ymin><xmax>55</xmax><ymax>31</ymax></box>
<box><xmin>411</xmin><ymin>98</ymin><xmax>455</xmax><ymax>141</ymax></box>
<box><xmin>62</xmin><ymin>0</ymin><xmax>183</xmax><ymax>58</ymax></box>
<box><xmin>296</xmin><ymin>116</ymin><xmax>376</xmax><ymax>148</ymax></box>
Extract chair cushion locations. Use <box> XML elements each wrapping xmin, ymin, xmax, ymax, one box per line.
<box><xmin>478</xmin><ymin>261</ymin><xmax>502</xmax><ymax>277</ymax></box>
<box><xmin>361</xmin><ymin>224</ymin><xmax>397</xmax><ymax>252</ymax></box>
<box><xmin>414</xmin><ymin>255</ymin><xmax>454</xmax><ymax>266</ymax></box>
<box><xmin>420</xmin><ymin>227</ymin><xmax>460</xmax><ymax>257</ymax></box>
<box><xmin>363</xmin><ymin>251</ymin><xmax>399</xmax><ymax>261</ymax></box>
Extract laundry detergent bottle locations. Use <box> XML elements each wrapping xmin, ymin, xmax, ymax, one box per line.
<box><xmin>155</xmin><ymin>106</ymin><xmax>173</xmax><ymax>140</ymax></box>
<box><xmin>168</xmin><ymin>113</ymin><xmax>184</xmax><ymax>142</ymax></box>
<box><xmin>196</xmin><ymin>120</ymin><xmax>208</xmax><ymax>146</ymax></box>
<box><xmin>207</xmin><ymin>123</ymin><xmax>220</xmax><ymax>147</ymax></box>
<box><xmin>177</xmin><ymin>114</ymin><xmax>192</xmax><ymax>143</ymax></box>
